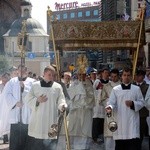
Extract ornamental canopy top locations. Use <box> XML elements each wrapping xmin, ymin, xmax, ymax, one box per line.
<box><xmin>49</xmin><ymin>20</ymin><xmax>145</xmax><ymax>50</ymax></box>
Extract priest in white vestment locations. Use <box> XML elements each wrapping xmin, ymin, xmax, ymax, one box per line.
<box><xmin>25</xmin><ymin>65</ymin><xmax>67</xmax><ymax>150</ymax></box>
<box><xmin>0</xmin><ymin>72</ymin><xmax>11</xmax><ymax>143</ymax></box>
<box><xmin>2</xmin><ymin>65</ymin><xmax>35</xmax><ymax>150</ymax></box>
<box><xmin>106</xmin><ymin>68</ymin><xmax>144</xmax><ymax>150</ymax></box>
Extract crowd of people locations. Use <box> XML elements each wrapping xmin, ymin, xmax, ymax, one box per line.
<box><xmin>0</xmin><ymin>64</ymin><xmax>150</xmax><ymax>150</ymax></box>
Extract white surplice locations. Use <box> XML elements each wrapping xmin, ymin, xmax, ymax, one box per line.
<box><xmin>101</xmin><ymin>81</ymin><xmax>120</xmax><ymax>137</ymax></box>
<box><xmin>107</xmin><ymin>84</ymin><xmax>144</xmax><ymax>140</ymax></box>
<box><xmin>2</xmin><ymin>77</ymin><xmax>35</xmax><ymax>124</ymax></box>
<box><xmin>93</xmin><ymin>79</ymin><xmax>105</xmax><ymax>118</ymax></box>
<box><xmin>0</xmin><ymin>77</ymin><xmax>35</xmax><ymax>136</ymax></box>
<box><xmin>145</xmin><ymin>85</ymin><xmax>150</xmax><ymax>109</ymax></box>
<box><xmin>0</xmin><ymin>83</ymin><xmax>10</xmax><ymax>136</ymax></box>
<box><xmin>145</xmin><ymin>85</ymin><xmax>150</xmax><ymax>135</ymax></box>
<box><xmin>101</xmin><ymin>81</ymin><xmax>120</xmax><ymax>150</ymax></box>
<box><xmin>25</xmin><ymin>81</ymin><xmax>67</xmax><ymax>139</ymax></box>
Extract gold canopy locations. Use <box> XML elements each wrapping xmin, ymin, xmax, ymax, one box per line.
<box><xmin>50</xmin><ymin>20</ymin><xmax>145</xmax><ymax>50</ymax></box>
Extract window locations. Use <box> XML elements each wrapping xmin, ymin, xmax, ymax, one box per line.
<box><xmin>63</xmin><ymin>13</ymin><xmax>67</xmax><ymax>19</ymax></box>
<box><xmin>70</xmin><ymin>12</ymin><xmax>75</xmax><ymax>18</ymax></box>
<box><xmin>86</xmin><ymin>11</ymin><xmax>90</xmax><ymax>16</ymax></box>
<box><xmin>93</xmin><ymin>10</ymin><xmax>98</xmax><ymax>16</ymax></box>
<box><xmin>5</xmin><ymin>38</ymin><xmax>8</xmax><ymax>48</ymax></box>
<box><xmin>12</xmin><ymin>42</ymin><xmax>14</xmax><ymax>53</ymax></box>
<box><xmin>78</xmin><ymin>12</ymin><xmax>82</xmax><ymax>17</ymax></box>
<box><xmin>51</xmin><ymin>15</ymin><xmax>54</xmax><ymax>20</ymax></box>
<box><xmin>57</xmin><ymin>14</ymin><xmax>60</xmax><ymax>20</ymax></box>
<box><xmin>28</xmin><ymin>41</ymin><xmax>32</xmax><ymax>52</ymax></box>
<box><xmin>24</xmin><ymin>9</ymin><xmax>30</xmax><ymax>17</ymax></box>
<box><xmin>138</xmin><ymin>3</ymin><xmax>141</xmax><ymax>8</ymax></box>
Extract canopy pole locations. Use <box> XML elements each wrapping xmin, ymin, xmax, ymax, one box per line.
<box><xmin>47</xmin><ymin>6</ymin><xmax>60</xmax><ymax>81</ymax></box>
<box><xmin>132</xmin><ymin>3</ymin><xmax>146</xmax><ymax>79</ymax></box>
<box><xmin>47</xmin><ymin>6</ymin><xmax>70</xmax><ymax>150</ymax></box>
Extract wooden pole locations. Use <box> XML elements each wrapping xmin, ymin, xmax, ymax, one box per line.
<box><xmin>47</xmin><ymin>7</ymin><xmax>60</xmax><ymax>81</ymax></box>
<box><xmin>47</xmin><ymin>6</ymin><xmax>70</xmax><ymax>150</ymax></box>
<box><xmin>132</xmin><ymin>3</ymin><xmax>146</xmax><ymax>79</ymax></box>
<box><xmin>57</xmin><ymin>50</ymin><xmax>61</xmax><ymax>75</ymax></box>
<box><xmin>63</xmin><ymin>111</ymin><xmax>71</xmax><ymax>150</ymax></box>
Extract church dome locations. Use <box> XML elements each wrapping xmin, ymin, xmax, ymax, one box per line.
<box><xmin>21</xmin><ymin>0</ymin><xmax>32</xmax><ymax>6</ymax></box>
<box><xmin>3</xmin><ymin>17</ymin><xmax>48</xmax><ymax>37</ymax></box>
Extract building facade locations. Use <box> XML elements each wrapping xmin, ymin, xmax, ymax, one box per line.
<box><xmin>3</xmin><ymin>0</ymin><xmax>50</xmax><ymax>75</ymax></box>
<box><xmin>47</xmin><ymin>2</ymin><xmax>103</xmax><ymax>71</ymax></box>
<box><xmin>47</xmin><ymin>0</ymin><xmax>148</xmax><ymax>71</ymax></box>
<box><xmin>131</xmin><ymin>0</ymin><xmax>150</xmax><ymax>68</ymax></box>
<box><xmin>48</xmin><ymin>1</ymin><xmax>136</xmax><ymax>71</ymax></box>
<box><xmin>0</xmin><ymin>0</ymin><xmax>21</xmax><ymax>53</ymax></box>
<box><xmin>101</xmin><ymin>0</ymin><xmax>148</xmax><ymax>69</ymax></box>
<box><xmin>47</xmin><ymin>4</ymin><xmax>101</xmax><ymax>33</ymax></box>
<box><xmin>144</xmin><ymin>0</ymin><xmax>150</xmax><ymax>68</ymax></box>
<box><xmin>101</xmin><ymin>0</ymin><xmax>131</xmax><ymax>21</ymax></box>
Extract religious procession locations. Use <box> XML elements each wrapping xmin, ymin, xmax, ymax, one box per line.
<box><xmin>1</xmin><ymin>0</ymin><xmax>150</xmax><ymax>150</ymax></box>
<box><xmin>0</xmin><ymin>42</ymin><xmax>150</xmax><ymax>149</ymax></box>
<box><xmin>0</xmin><ymin>55</ymin><xmax>150</xmax><ymax>150</ymax></box>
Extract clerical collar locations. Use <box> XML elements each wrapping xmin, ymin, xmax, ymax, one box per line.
<box><xmin>100</xmin><ymin>79</ymin><xmax>109</xmax><ymax>84</ymax></box>
<box><xmin>18</xmin><ymin>77</ymin><xmax>27</xmax><ymax>81</ymax></box>
<box><xmin>136</xmin><ymin>82</ymin><xmax>143</xmax><ymax>86</ymax></box>
<box><xmin>40</xmin><ymin>79</ymin><xmax>53</xmax><ymax>87</ymax></box>
<box><xmin>121</xmin><ymin>83</ymin><xmax>131</xmax><ymax>90</ymax></box>
<box><xmin>66</xmin><ymin>83</ymin><xmax>70</xmax><ymax>88</ymax></box>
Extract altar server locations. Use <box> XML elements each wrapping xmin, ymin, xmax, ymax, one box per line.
<box><xmin>25</xmin><ymin>65</ymin><xmax>67</xmax><ymax>150</ymax></box>
<box><xmin>106</xmin><ymin>67</ymin><xmax>144</xmax><ymax>150</ymax></box>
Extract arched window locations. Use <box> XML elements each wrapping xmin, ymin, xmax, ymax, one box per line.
<box><xmin>24</xmin><ymin>9</ymin><xmax>30</xmax><ymax>17</ymax></box>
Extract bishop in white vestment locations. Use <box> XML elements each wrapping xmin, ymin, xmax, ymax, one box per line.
<box><xmin>67</xmin><ymin>74</ymin><xmax>95</xmax><ymax>150</ymax></box>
